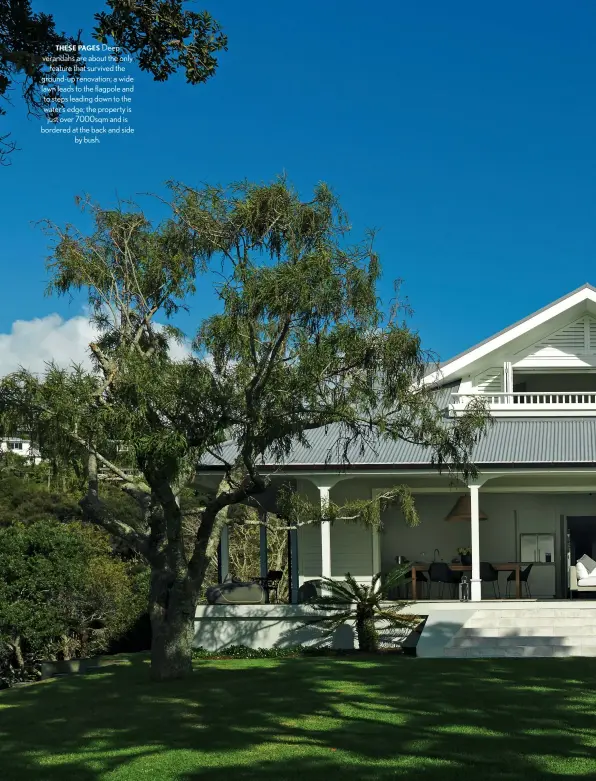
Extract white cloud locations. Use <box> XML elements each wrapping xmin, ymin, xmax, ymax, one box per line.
<box><xmin>0</xmin><ymin>314</ymin><xmax>98</xmax><ymax>376</ymax></box>
<box><xmin>0</xmin><ymin>313</ymin><xmax>192</xmax><ymax>377</ymax></box>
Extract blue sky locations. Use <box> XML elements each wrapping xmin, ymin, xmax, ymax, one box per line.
<box><xmin>2</xmin><ymin>0</ymin><xmax>596</xmax><ymax>367</ymax></box>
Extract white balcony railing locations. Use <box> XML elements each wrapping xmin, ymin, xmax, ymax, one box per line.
<box><xmin>450</xmin><ymin>391</ymin><xmax>596</xmax><ymax>416</ymax></box>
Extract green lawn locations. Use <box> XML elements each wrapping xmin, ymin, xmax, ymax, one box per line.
<box><xmin>2</xmin><ymin>655</ymin><xmax>596</xmax><ymax>780</ymax></box>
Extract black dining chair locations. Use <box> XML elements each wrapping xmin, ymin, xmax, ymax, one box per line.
<box><xmin>252</xmin><ymin>570</ymin><xmax>284</xmax><ymax>603</ymax></box>
<box><xmin>506</xmin><ymin>563</ymin><xmax>533</xmax><ymax>598</ymax></box>
<box><xmin>480</xmin><ymin>562</ymin><xmax>500</xmax><ymax>598</ymax></box>
<box><xmin>263</xmin><ymin>570</ymin><xmax>283</xmax><ymax>603</ymax></box>
<box><xmin>428</xmin><ymin>562</ymin><xmax>462</xmax><ymax>599</ymax></box>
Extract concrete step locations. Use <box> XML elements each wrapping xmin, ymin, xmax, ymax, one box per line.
<box><xmin>466</xmin><ymin>610</ymin><xmax>596</xmax><ymax>621</ymax></box>
<box><xmin>456</xmin><ymin>626</ymin><xmax>596</xmax><ymax>638</ymax></box>
<box><xmin>465</xmin><ymin>618</ymin><xmax>596</xmax><ymax>629</ymax></box>
<box><xmin>442</xmin><ymin>607</ymin><xmax>596</xmax><ymax>658</ymax></box>
<box><xmin>443</xmin><ymin>645</ymin><xmax>596</xmax><ymax>659</ymax></box>
<box><xmin>445</xmin><ymin>645</ymin><xmax>596</xmax><ymax>658</ymax></box>
<box><xmin>463</xmin><ymin>625</ymin><xmax>596</xmax><ymax>633</ymax></box>
<box><xmin>469</xmin><ymin>608</ymin><xmax>596</xmax><ymax>616</ymax></box>
<box><xmin>450</xmin><ymin>636</ymin><xmax>596</xmax><ymax>648</ymax></box>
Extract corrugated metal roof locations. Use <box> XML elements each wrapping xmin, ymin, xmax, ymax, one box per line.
<box><xmin>201</xmin><ymin>381</ymin><xmax>457</xmax><ymax>468</ymax></box>
<box><xmin>430</xmin><ymin>380</ymin><xmax>460</xmax><ymax>411</ymax></box>
<box><xmin>199</xmin><ymin>416</ymin><xmax>596</xmax><ymax>470</ymax></box>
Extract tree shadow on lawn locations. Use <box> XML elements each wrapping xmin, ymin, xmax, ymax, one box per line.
<box><xmin>1</xmin><ymin>655</ymin><xmax>596</xmax><ymax>780</ymax></box>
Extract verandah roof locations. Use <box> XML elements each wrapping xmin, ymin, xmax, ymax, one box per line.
<box><xmin>199</xmin><ymin>417</ymin><xmax>596</xmax><ymax>471</ymax></box>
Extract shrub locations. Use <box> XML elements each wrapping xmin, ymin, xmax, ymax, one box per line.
<box><xmin>0</xmin><ymin>520</ymin><xmax>148</xmax><ymax>687</ymax></box>
<box><xmin>191</xmin><ymin>645</ymin><xmax>389</xmax><ymax>659</ymax></box>
<box><xmin>193</xmin><ymin>645</ymin><xmax>306</xmax><ymax>659</ymax></box>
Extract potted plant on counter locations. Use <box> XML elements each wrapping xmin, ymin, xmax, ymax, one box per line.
<box><xmin>457</xmin><ymin>547</ymin><xmax>472</xmax><ymax>566</ymax></box>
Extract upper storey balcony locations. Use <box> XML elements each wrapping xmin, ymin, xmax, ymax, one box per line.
<box><xmin>449</xmin><ymin>372</ymin><xmax>596</xmax><ymax>416</ymax></box>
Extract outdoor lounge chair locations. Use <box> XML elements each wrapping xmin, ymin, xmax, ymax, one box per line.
<box><xmin>206</xmin><ymin>577</ymin><xmax>266</xmax><ymax>605</ymax></box>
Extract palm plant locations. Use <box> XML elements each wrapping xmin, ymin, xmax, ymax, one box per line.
<box><xmin>305</xmin><ymin>566</ymin><xmax>421</xmax><ymax>653</ymax></box>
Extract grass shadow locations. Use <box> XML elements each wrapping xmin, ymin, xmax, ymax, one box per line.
<box><xmin>1</xmin><ymin>654</ymin><xmax>596</xmax><ymax>780</ymax></box>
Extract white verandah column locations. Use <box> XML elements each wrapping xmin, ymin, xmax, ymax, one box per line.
<box><xmin>469</xmin><ymin>480</ymin><xmax>483</xmax><ymax>601</ymax></box>
<box><xmin>319</xmin><ymin>486</ymin><xmax>332</xmax><ymax>579</ymax></box>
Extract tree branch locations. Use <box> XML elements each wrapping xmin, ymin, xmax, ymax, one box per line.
<box><xmin>81</xmin><ymin>451</ymin><xmax>153</xmax><ymax>562</ymax></box>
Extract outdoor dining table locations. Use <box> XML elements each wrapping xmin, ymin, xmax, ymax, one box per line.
<box><xmin>411</xmin><ymin>562</ymin><xmax>523</xmax><ymax>600</ymax></box>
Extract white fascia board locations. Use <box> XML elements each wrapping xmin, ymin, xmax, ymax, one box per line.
<box><xmin>424</xmin><ymin>287</ymin><xmax>596</xmax><ymax>385</ymax></box>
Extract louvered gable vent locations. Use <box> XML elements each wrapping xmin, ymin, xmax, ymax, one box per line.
<box><xmin>473</xmin><ymin>367</ymin><xmax>503</xmax><ymax>393</ymax></box>
<box><xmin>589</xmin><ymin>319</ymin><xmax>596</xmax><ymax>351</ymax></box>
<box><xmin>539</xmin><ymin>319</ymin><xmax>585</xmax><ymax>351</ymax></box>
<box><xmin>514</xmin><ymin>316</ymin><xmax>596</xmax><ymax>366</ymax></box>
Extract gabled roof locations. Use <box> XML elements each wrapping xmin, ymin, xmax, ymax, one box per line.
<box><xmin>425</xmin><ymin>283</ymin><xmax>596</xmax><ymax>384</ymax></box>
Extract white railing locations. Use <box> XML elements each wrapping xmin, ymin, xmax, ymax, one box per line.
<box><xmin>450</xmin><ymin>391</ymin><xmax>596</xmax><ymax>414</ymax></box>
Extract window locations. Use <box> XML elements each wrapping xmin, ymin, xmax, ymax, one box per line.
<box><xmin>7</xmin><ymin>441</ymin><xmax>23</xmax><ymax>450</ymax></box>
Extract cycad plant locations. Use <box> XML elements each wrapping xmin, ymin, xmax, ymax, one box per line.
<box><xmin>305</xmin><ymin>566</ymin><xmax>420</xmax><ymax>653</ymax></box>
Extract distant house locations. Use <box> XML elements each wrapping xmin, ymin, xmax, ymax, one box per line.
<box><xmin>0</xmin><ymin>437</ymin><xmax>42</xmax><ymax>466</ymax></box>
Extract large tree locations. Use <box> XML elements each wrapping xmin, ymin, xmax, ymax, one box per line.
<box><xmin>0</xmin><ymin>1</ymin><xmax>227</xmax><ymax>163</ymax></box>
<box><xmin>0</xmin><ymin>178</ymin><xmax>489</xmax><ymax>680</ymax></box>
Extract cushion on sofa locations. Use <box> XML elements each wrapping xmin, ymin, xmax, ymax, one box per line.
<box><xmin>579</xmin><ymin>553</ymin><xmax>596</xmax><ymax>571</ymax></box>
<box><xmin>577</xmin><ymin>575</ymin><xmax>596</xmax><ymax>587</ymax></box>
<box><xmin>577</xmin><ymin>561</ymin><xmax>589</xmax><ymax>580</ymax></box>
<box><xmin>576</xmin><ymin>554</ymin><xmax>596</xmax><ymax>581</ymax></box>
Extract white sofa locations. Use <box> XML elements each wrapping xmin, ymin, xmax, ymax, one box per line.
<box><xmin>569</xmin><ymin>565</ymin><xmax>596</xmax><ymax>596</ymax></box>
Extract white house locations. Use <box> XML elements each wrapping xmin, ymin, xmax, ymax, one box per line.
<box><xmin>198</xmin><ymin>283</ymin><xmax>596</xmax><ymax>610</ymax></box>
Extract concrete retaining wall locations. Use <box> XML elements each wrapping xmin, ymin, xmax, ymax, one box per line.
<box><xmin>194</xmin><ymin>604</ymin><xmax>418</xmax><ymax>651</ymax></box>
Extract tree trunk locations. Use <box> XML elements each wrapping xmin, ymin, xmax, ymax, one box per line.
<box><xmin>149</xmin><ymin>569</ymin><xmax>196</xmax><ymax>681</ymax></box>
<box><xmin>356</xmin><ymin>605</ymin><xmax>378</xmax><ymax>653</ymax></box>
<box><xmin>12</xmin><ymin>635</ymin><xmax>25</xmax><ymax>670</ymax></box>
<box><xmin>61</xmin><ymin>634</ymin><xmax>72</xmax><ymax>661</ymax></box>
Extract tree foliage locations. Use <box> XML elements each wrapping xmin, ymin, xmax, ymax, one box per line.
<box><xmin>0</xmin><ymin>450</ymin><xmax>146</xmax><ymax>545</ymax></box>
<box><xmin>0</xmin><ymin>1</ymin><xmax>227</xmax><ymax>163</ymax></box>
<box><xmin>0</xmin><ymin>176</ymin><xmax>490</xmax><ymax>680</ymax></box>
<box><xmin>0</xmin><ymin>519</ymin><xmax>148</xmax><ymax>686</ymax></box>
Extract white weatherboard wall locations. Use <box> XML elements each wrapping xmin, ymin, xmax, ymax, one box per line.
<box><xmin>296</xmin><ymin>479</ymin><xmax>322</xmax><ymax>582</ymax></box>
<box><xmin>296</xmin><ymin>478</ymin><xmax>376</xmax><ymax>585</ymax></box>
<box><xmin>331</xmin><ymin>480</ymin><xmax>376</xmax><ymax>579</ymax></box>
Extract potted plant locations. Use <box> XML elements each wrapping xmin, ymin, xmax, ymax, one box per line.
<box><xmin>457</xmin><ymin>547</ymin><xmax>472</xmax><ymax>566</ymax></box>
